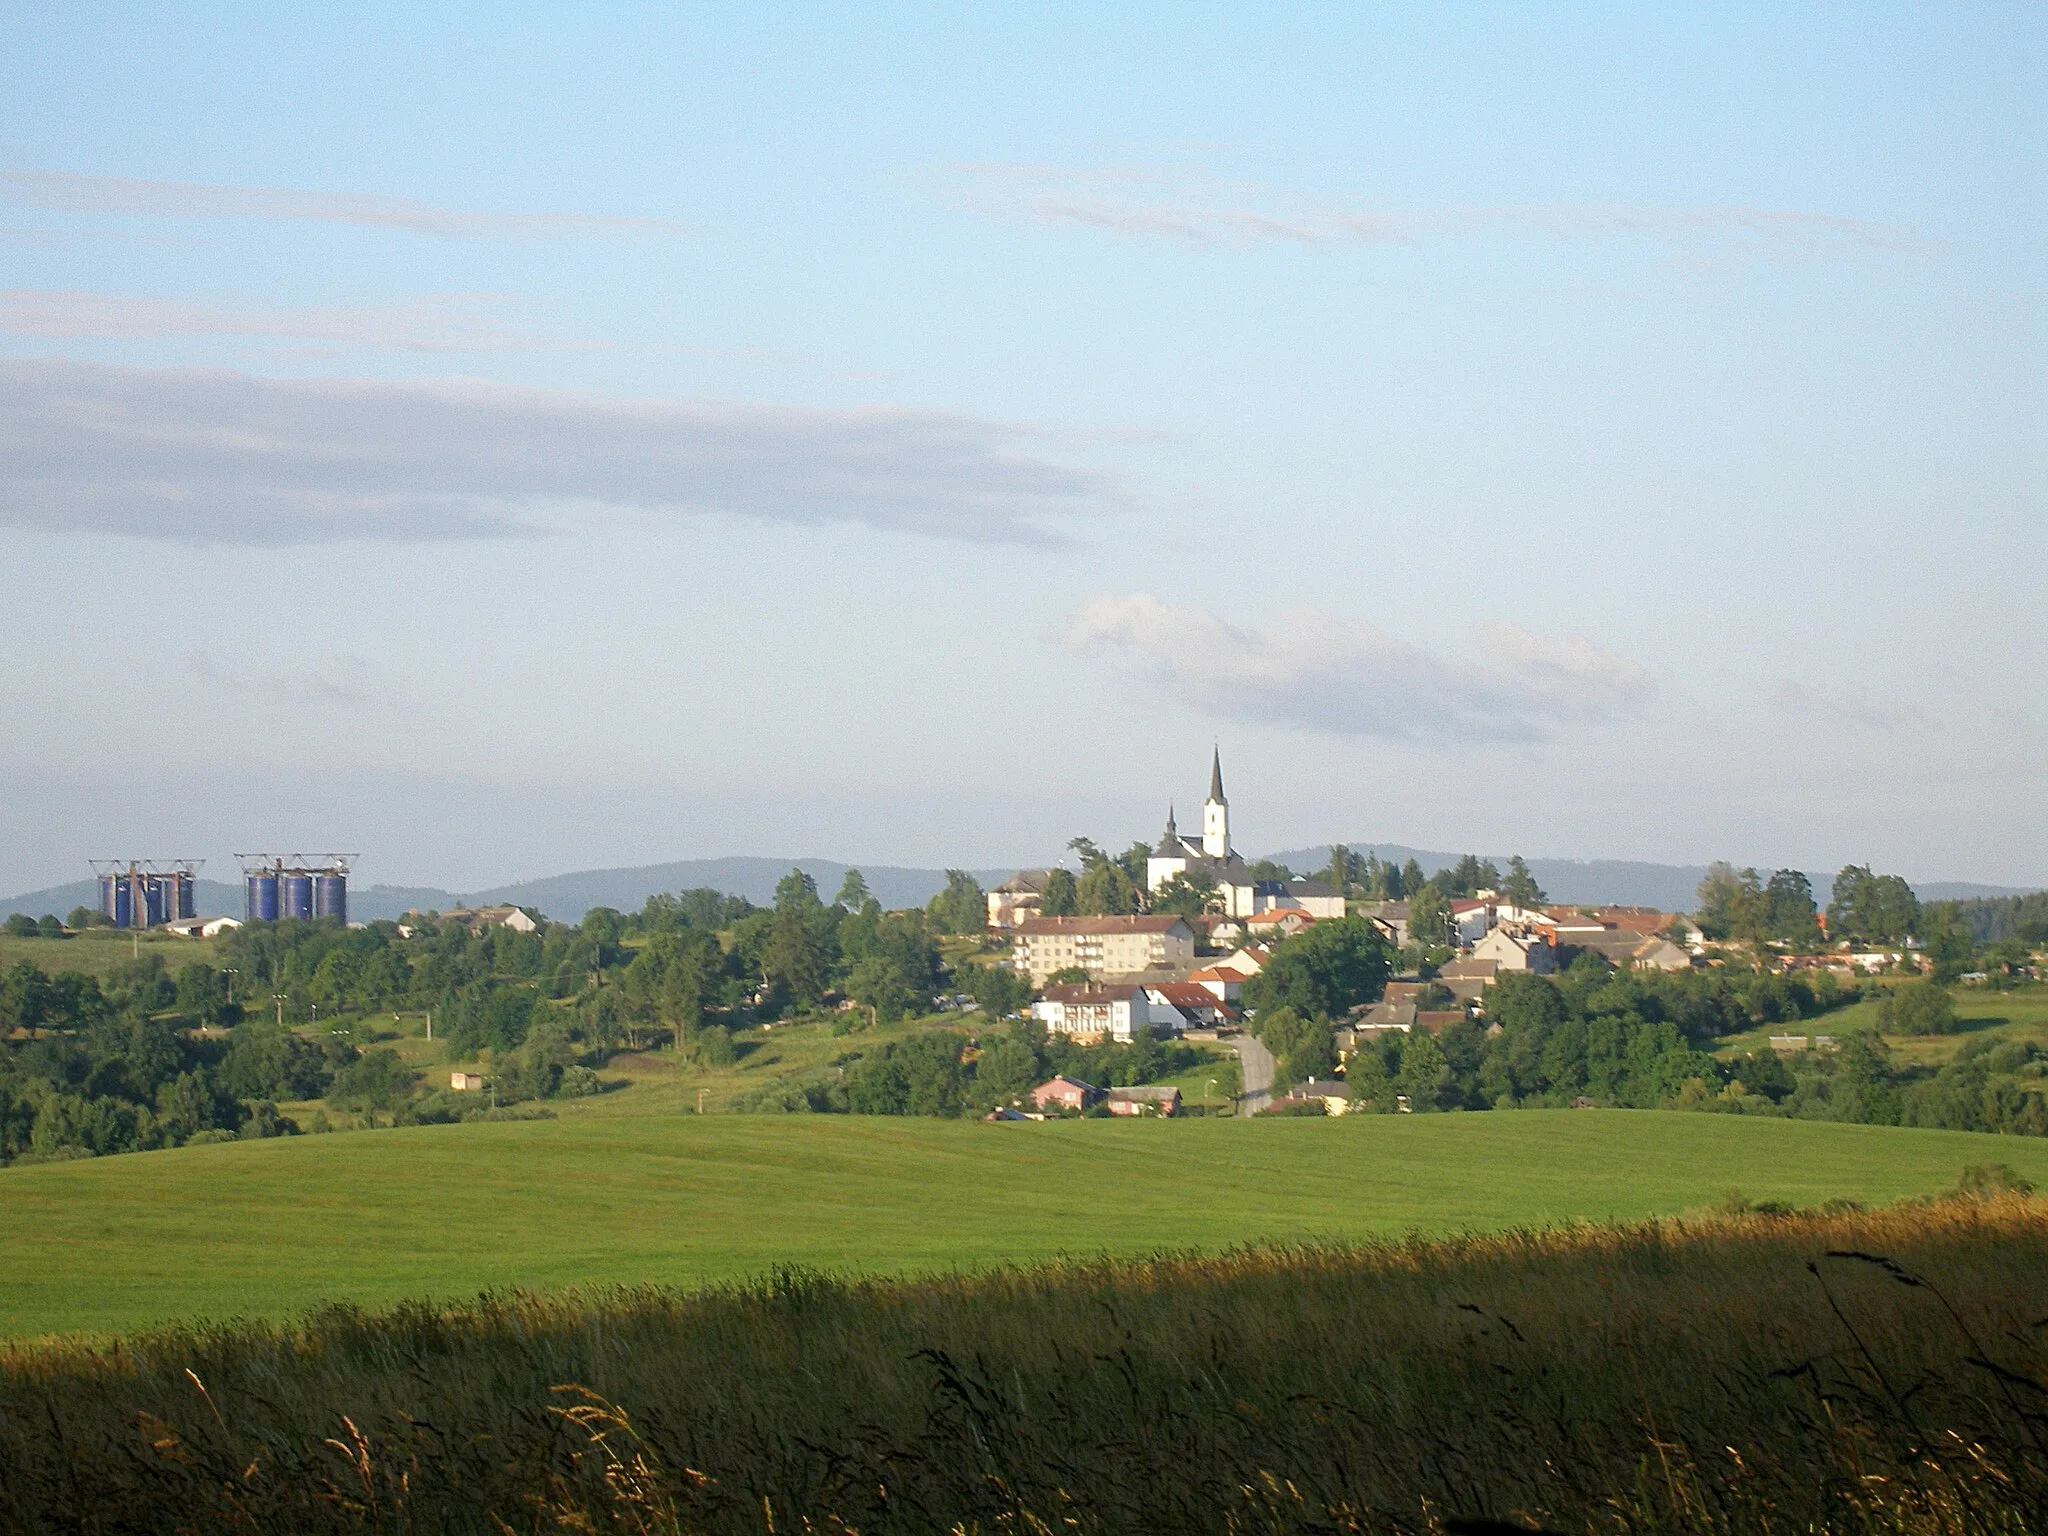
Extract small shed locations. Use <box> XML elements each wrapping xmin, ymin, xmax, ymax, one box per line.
<box><xmin>450</xmin><ymin>1071</ymin><xmax>486</xmax><ymax>1091</ymax></box>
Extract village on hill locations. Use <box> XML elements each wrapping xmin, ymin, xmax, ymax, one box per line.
<box><xmin>4</xmin><ymin>746</ymin><xmax>2038</xmax><ymax>1147</ymax></box>
<box><xmin>969</xmin><ymin>750</ymin><xmax>1976</xmax><ymax>1118</ymax></box>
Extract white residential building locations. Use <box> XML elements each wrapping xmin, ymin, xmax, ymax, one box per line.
<box><xmin>1011</xmin><ymin>915</ymin><xmax>1196</xmax><ymax>983</ymax></box>
<box><xmin>1033</xmin><ymin>983</ymin><xmax>1167</xmax><ymax>1043</ymax></box>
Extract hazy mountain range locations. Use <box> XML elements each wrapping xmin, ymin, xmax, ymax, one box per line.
<box><xmin>3</xmin><ymin>851</ymin><xmax>2032</xmax><ymax>927</ymax></box>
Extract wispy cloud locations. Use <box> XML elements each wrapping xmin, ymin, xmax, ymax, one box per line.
<box><xmin>0</xmin><ymin>290</ymin><xmax>533</xmax><ymax>352</ymax></box>
<box><xmin>0</xmin><ymin>357</ymin><xmax>1115</xmax><ymax>546</ymax></box>
<box><xmin>936</xmin><ymin>163</ymin><xmax>1902</xmax><ymax>252</ymax></box>
<box><xmin>1770</xmin><ymin>679</ymin><xmax>1934</xmax><ymax>733</ymax></box>
<box><xmin>1065</xmin><ymin>593</ymin><xmax>1654</xmax><ymax>742</ymax></box>
<box><xmin>0</xmin><ymin>169</ymin><xmax>686</xmax><ymax>236</ymax></box>
<box><xmin>187</xmin><ymin>649</ymin><xmax>398</xmax><ymax>708</ymax></box>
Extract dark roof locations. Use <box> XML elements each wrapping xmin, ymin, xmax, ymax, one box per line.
<box><xmin>1293</xmin><ymin>1080</ymin><xmax>1351</xmax><ymax>1099</ymax></box>
<box><xmin>996</xmin><ymin>870</ymin><xmax>1051</xmax><ymax>894</ymax></box>
<box><xmin>1040</xmin><ymin>983</ymin><xmax>1145</xmax><ymax>1004</ymax></box>
<box><xmin>1145</xmin><ymin>983</ymin><xmax>1242</xmax><ymax>1020</ymax></box>
<box><xmin>1107</xmin><ymin>1084</ymin><xmax>1181</xmax><ymax>1101</ymax></box>
<box><xmin>1283</xmin><ymin>878</ymin><xmax>1337</xmax><ymax>897</ymax></box>
<box><xmin>1209</xmin><ymin>745</ymin><xmax>1226</xmax><ymax>803</ymax></box>
<box><xmin>1017</xmin><ymin>916</ymin><xmax>1193</xmax><ymax>936</ymax></box>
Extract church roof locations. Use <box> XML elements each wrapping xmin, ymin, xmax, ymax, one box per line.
<box><xmin>1207</xmin><ymin>746</ymin><xmax>1226</xmax><ymax>804</ymax></box>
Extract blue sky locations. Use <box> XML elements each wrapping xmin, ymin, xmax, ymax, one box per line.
<box><xmin>1</xmin><ymin>4</ymin><xmax>2041</xmax><ymax>895</ymax></box>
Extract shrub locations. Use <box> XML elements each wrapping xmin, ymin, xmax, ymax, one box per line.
<box><xmin>1958</xmin><ymin>1161</ymin><xmax>2035</xmax><ymax>1198</ymax></box>
<box><xmin>1879</xmin><ymin>979</ymin><xmax>1957</xmax><ymax>1036</ymax></box>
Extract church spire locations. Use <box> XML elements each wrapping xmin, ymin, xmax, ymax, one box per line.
<box><xmin>1163</xmin><ymin>803</ymin><xmax>1178</xmax><ymax>840</ymax></box>
<box><xmin>1201</xmin><ymin>746</ymin><xmax>1230</xmax><ymax>860</ymax></box>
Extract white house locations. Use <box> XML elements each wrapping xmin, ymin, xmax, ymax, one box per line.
<box><xmin>1472</xmin><ymin>928</ymin><xmax>1558</xmax><ymax>974</ymax></box>
<box><xmin>1448</xmin><ymin>899</ymin><xmax>1495</xmax><ymax>946</ymax></box>
<box><xmin>1143</xmin><ymin>982</ymin><xmax>1240</xmax><ymax>1030</ymax></box>
<box><xmin>164</xmin><ymin>915</ymin><xmax>243</xmax><ymax>938</ymax></box>
<box><xmin>1032</xmin><ymin>983</ymin><xmax>1167</xmax><ymax>1043</ymax></box>
<box><xmin>986</xmin><ymin>871</ymin><xmax>1051</xmax><ymax>930</ymax></box>
<box><xmin>436</xmin><ymin>905</ymin><xmax>540</xmax><ymax>934</ymax></box>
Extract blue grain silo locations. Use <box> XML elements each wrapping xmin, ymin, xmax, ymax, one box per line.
<box><xmin>282</xmin><ymin>872</ymin><xmax>315</xmax><ymax>921</ymax></box>
<box><xmin>314</xmin><ymin>872</ymin><xmax>347</xmax><ymax>924</ymax></box>
<box><xmin>246</xmin><ymin>871</ymin><xmax>280</xmax><ymax>922</ymax></box>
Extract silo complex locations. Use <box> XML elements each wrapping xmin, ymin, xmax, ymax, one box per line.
<box><xmin>90</xmin><ymin>861</ymin><xmax>203</xmax><ymax>930</ymax></box>
<box><xmin>237</xmin><ymin>856</ymin><xmax>352</xmax><ymax>924</ymax></box>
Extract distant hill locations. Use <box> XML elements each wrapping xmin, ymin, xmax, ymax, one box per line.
<box><xmin>5</xmin><ymin>855</ymin><xmax>2034</xmax><ymax>927</ymax></box>
<box><xmin>1265</xmin><ymin>846</ymin><xmax>2037</xmax><ymax>913</ymax></box>
<box><xmin>463</xmin><ymin>858</ymin><xmax>1016</xmax><ymax>922</ymax></box>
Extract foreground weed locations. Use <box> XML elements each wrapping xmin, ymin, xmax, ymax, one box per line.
<box><xmin>2</xmin><ymin>1200</ymin><xmax>2045</xmax><ymax>1533</ymax></box>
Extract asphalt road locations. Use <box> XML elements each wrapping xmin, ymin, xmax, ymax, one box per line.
<box><xmin>1231</xmin><ymin>1032</ymin><xmax>1275</xmax><ymax>1116</ymax></box>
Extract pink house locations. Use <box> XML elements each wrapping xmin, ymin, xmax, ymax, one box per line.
<box><xmin>1030</xmin><ymin>1075</ymin><xmax>1100</xmax><ymax>1112</ymax></box>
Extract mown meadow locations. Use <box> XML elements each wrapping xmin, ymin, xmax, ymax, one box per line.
<box><xmin>3</xmin><ymin>1110</ymin><xmax>2048</xmax><ymax>1339</ymax></box>
<box><xmin>2</xmin><ymin>1194</ymin><xmax>2042</xmax><ymax>1534</ymax></box>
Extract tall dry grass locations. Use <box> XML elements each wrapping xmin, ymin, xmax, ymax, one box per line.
<box><xmin>2</xmin><ymin>1199</ymin><xmax>2044</xmax><ymax>1533</ymax></box>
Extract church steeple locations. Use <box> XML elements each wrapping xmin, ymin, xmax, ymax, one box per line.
<box><xmin>1202</xmin><ymin>746</ymin><xmax>1230</xmax><ymax>859</ymax></box>
<box><xmin>1162</xmin><ymin>804</ymin><xmax>1179</xmax><ymax>845</ymax></box>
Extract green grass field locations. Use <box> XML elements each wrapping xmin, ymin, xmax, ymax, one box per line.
<box><xmin>0</xmin><ymin>927</ymin><xmax>221</xmax><ymax>980</ymax></box>
<box><xmin>1713</xmin><ymin>982</ymin><xmax>2048</xmax><ymax>1064</ymax></box>
<box><xmin>3</xmin><ymin>1110</ymin><xmax>2043</xmax><ymax>1341</ymax></box>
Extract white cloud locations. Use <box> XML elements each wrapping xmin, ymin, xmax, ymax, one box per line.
<box><xmin>936</xmin><ymin>163</ymin><xmax>1902</xmax><ymax>252</ymax></box>
<box><xmin>1065</xmin><ymin>593</ymin><xmax>1654</xmax><ymax>742</ymax></box>
<box><xmin>0</xmin><ymin>358</ymin><xmax>1115</xmax><ymax>545</ymax></box>
<box><xmin>0</xmin><ymin>169</ymin><xmax>686</xmax><ymax>236</ymax></box>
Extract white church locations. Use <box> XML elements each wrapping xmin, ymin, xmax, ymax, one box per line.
<box><xmin>1144</xmin><ymin>749</ymin><xmax>1346</xmax><ymax>920</ymax></box>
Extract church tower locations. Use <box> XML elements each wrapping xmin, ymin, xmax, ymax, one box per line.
<box><xmin>1202</xmin><ymin>746</ymin><xmax>1230</xmax><ymax>859</ymax></box>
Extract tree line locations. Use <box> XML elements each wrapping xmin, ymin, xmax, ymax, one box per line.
<box><xmin>0</xmin><ymin>866</ymin><xmax>1030</xmax><ymax>1158</ymax></box>
<box><xmin>1245</xmin><ymin>946</ymin><xmax>2045</xmax><ymax>1138</ymax></box>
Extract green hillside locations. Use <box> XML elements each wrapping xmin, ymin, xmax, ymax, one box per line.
<box><xmin>3</xmin><ymin>1110</ymin><xmax>2043</xmax><ymax>1340</ymax></box>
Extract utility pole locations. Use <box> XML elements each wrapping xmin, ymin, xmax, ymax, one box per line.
<box><xmin>224</xmin><ymin>968</ymin><xmax>237</xmax><ymax>1004</ymax></box>
<box><xmin>425</xmin><ymin>1010</ymin><xmax>432</xmax><ymax>1041</ymax></box>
